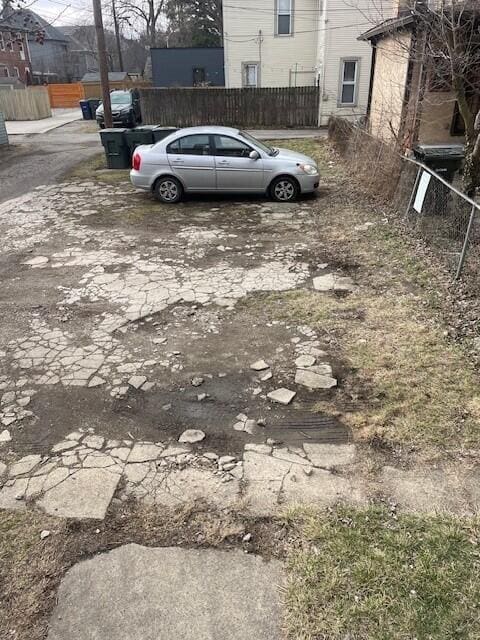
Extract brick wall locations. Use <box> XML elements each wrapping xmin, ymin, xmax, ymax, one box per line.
<box><xmin>0</xmin><ymin>30</ymin><xmax>31</xmax><ymax>83</ymax></box>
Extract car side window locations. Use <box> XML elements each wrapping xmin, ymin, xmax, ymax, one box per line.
<box><xmin>214</xmin><ymin>135</ymin><xmax>252</xmax><ymax>158</ymax></box>
<box><xmin>167</xmin><ymin>134</ymin><xmax>211</xmax><ymax>156</ymax></box>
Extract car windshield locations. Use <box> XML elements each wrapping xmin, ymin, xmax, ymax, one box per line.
<box><xmin>110</xmin><ymin>93</ymin><xmax>131</xmax><ymax>105</ymax></box>
<box><xmin>238</xmin><ymin>131</ymin><xmax>276</xmax><ymax>156</ymax></box>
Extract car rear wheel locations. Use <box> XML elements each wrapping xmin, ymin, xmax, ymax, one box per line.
<box><xmin>153</xmin><ymin>176</ymin><xmax>183</xmax><ymax>204</ymax></box>
<box><xmin>270</xmin><ymin>176</ymin><xmax>299</xmax><ymax>202</ymax></box>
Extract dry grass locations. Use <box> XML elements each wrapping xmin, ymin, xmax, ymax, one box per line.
<box><xmin>66</xmin><ymin>152</ymin><xmax>130</xmax><ymax>185</ymax></box>
<box><xmin>260</xmin><ymin>138</ymin><xmax>480</xmax><ymax>450</ymax></box>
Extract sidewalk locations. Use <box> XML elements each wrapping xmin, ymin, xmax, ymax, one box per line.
<box><xmin>5</xmin><ymin>108</ymin><xmax>82</xmax><ymax>135</ymax></box>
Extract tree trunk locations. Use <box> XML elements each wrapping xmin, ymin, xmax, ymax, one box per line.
<box><xmin>463</xmin><ymin>138</ymin><xmax>480</xmax><ymax>198</ymax></box>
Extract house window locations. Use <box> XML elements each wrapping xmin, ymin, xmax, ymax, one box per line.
<box><xmin>339</xmin><ymin>59</ymin><xmax>358</xmax><ymax>106</ymax></box>
<box><xmin>16</xmin><ymin>34</ymin><xmax>25</xmax><ymax>60</ymax></box>
<box><xmin>0</xmin><ymin>32</ymin><xmax>5</xmax><ymax>51</ymax></box>
<box><xmin>243</xmin><ymin>63</ymin><xmax>258</xmax><ymax>87</ymax></box>
<box><xmin>13</xmin><ymin>67</ymin><xmax>20</xmax><ymax>77</ymax></box>
<box><xmin>277</xmin><ymin>0</ymin><xmax>292</xmax><ymax>35</ymax></box>
<box><xmin>1</xmin><ymin>66</ymin><xmax>9</xmax><ymax>77</ymax></box>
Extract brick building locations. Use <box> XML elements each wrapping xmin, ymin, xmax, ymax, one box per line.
<box><xmin>0</xmin><ymin>23</ymin><xmax>31</xmax><ymax>84</ymax></box>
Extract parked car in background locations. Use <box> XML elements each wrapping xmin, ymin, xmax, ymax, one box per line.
<box><xmin>130</xmin><ymin>126</ymin><xmax>319</xmax><ymax>203</ymax></box>
<box><xmin>96</xmin><ymin>89</ymin><xmax>142</xmax><ymax>128</ymax></box>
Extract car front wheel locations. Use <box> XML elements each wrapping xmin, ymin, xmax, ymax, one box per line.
<box><xmin>153</xmin><ymin>176</ymin><xmax>183</xmax><ymax>204</ymax></box>
<box><xmin>270</xmin><ymin>176</ymin><xmax>299</xmax><ymax>202</ymax></box>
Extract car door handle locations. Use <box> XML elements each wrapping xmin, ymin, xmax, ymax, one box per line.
<box><xmin>171</xmin><ymin>158</ymin><xmax>184</xmax><ymax>164</ymax></box>
<box><xmin>218</xmin><ymin>160</ymin><xmax>230</xmax><ymax>165</ymax></box>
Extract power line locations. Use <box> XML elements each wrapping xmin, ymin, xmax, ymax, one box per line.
<box><xmin>224</xmin><ymin>20</ymin><xmax>372</xmax><ymax>40</ymax></box>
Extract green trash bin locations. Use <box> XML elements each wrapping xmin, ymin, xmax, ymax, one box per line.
<box><xmin>124</xmin><ymin>125</ymin><xmax>157</xmax><ymax>157</ymax></box>
<box><xmin>413</xmin><ymin>144</ymin><xmax>464</xmax><ymax>183</ymax></box>
<box><xmin>99</xmin><ymin>128</ymin><xmax>130</xmax><ymax>169</ymax></box>
<box><xmin>152</xmin><ymin>126</ymin><xmax>178</xmax><ymax>143</ymax></box>
<box><xmin>88</xmin><ymin>98</ymin><xmax>101</xmax><ymax>120</ymax></box>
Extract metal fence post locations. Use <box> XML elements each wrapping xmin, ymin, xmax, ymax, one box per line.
<box><xmin>455</xmin><ymin>203</ymin><xmax>477</xmax><ymax>280</ymax></box>
<box><xmin>405</xmin><ymin>166</ymin><xmax>422</xmax><ymax>216</ymax></box>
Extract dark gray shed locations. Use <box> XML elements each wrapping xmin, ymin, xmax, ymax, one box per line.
<box><xmin>150</xmin><ymin>47</ymin><xmax>224</xmax><ymax>88</ymax></box>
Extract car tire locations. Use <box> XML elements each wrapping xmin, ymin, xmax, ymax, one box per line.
<box><xmin>153</xmin><ymin>176</ymin><xmax>183</xmax><ymax>204</ymax></box>
<box><xmin>270</xmin><ymin>176</ymin><xmax>299</xmax><ymax>202</ymax></box>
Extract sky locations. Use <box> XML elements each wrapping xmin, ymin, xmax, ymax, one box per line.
<box><xmin>33</xmin><ymin>0</ymin><xmax>93</xmax><ymax>28</ymax></box>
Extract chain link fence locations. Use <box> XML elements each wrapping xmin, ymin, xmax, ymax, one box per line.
<box><xmin>328</xmin><ymin>117</ymin><xmax>480</xmax><ymax>288</ymax></box>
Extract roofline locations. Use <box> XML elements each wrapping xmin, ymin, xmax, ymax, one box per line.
<box><xmin>0</xmin><ymin>22</ymin><xmax>29</xmax><ymax>32</ymax></box>
<box><xmin>358</xmin><ymin>14</ymin><xmax>415</xmax><ymax>41</ymax></box>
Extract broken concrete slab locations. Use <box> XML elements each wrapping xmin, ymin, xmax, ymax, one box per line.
<box><xmin>38</xmin><ymin>468</ymin><xmax>121</xmax><ymax>519</ymax></box>
<box><xmin>313</xmin><ymin>273</ymin><xmax>355</xmax><ymax>292</ymax></box>
<box><xmin>128</xmin><ymin>443</ymin><xmax>162</xmax><ymax>463</ymax></box>
<box><xmin>46</xmin><ymin>545</ymin><xmax>283</xmax><ymax>640</ymax></box>
<box><xmin>250</xmin><ymin>359</ymin><xmax>270</xmax><ymax>371</ymax></box>
<box><xmin>380</xmin><ymin>466</ymin><xmax>466</xmax><ymax>514</ymax></box>
<box><xmin>294</xmin><ymin>354</ymin><xmax>316</xmax><ymax>368</ymax></box>
<box><xmin>8</xmin><ymin>454</ymin><xmax>42</xmax><ymax>477</ymax></box>
<box><xmin>267</xmin><ymin>388</ymin><xmax>296</xmax><ymax>405</ymax></box>
<box><xmin>295</xmin><ymin>365</ymin><xmax>337</xmax><ymax>390</ymax></box>
<box><xmin>179</xmin><ymin>429</ymin><xmax>206</xmax><ymax>444</ymax></box>
<box><xmin>303</xmin><ymin>443</ymin><xmax>356</xmax><ymax>469</ymax></box>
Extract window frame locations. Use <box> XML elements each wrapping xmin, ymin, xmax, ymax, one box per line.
<box><xmin>0</xmin><ymin>32</ymin><xmax>5</xmax><ymax>52</ymax></box>
<box><xmin>338</xmin><ymin>58</ymin><xmax>360</xmax><ymax>107</ymax></box>
<box><xmin>13</xmin><ymin>66</ymin><xmax>20</xmax><ymax>78</ymax></box>
<box><xmin>212</xmin><ymin>134</ymin><xmax>254</xmax><ymax>158</ymax></box>
<box><xmin>1</xmin><ymin>65</ymin><xmax>10</xmax><ymax>77</ymax></box>
<box><xmin>166</xmin><ymin>133</ymin><xmax>213</xmax><ymax>156</ymax></box>
<box><xmin>242</xmin><ymin>62</ymin><xmax>259</xmax><ymax>88</ymax></box>
<box><xmin>16</xmin><ymin>33</ymin><xmax>25</xmax><ymax>60</ymax></box>
<box><xmin>276</xmin><ymin>0</ymin><xmax>293</xmax><ymax>36</ymax></box>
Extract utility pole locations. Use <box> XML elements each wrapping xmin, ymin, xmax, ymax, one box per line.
<box><xmin>112</xmin><ymin>0</ymin><xmax>124</xmax><ymax>72</ymax></box>
<box><xmin>92</xmin><ymin>0</ymin><xmax>112</xmax><ymax>128</ymax></box>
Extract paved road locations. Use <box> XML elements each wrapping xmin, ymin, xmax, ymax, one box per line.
<box><xmin>0</xmin><ymin>123</ymin><xmax>101</xmax><ymax>204</ymax></box>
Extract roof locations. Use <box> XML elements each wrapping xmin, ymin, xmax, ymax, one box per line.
<box><xmin>1</xmin><ymin>9</ymin><xmax>69</xmax><ymax>42</ymax></box>
<box><xmin>358</xmin><ymin>14</ymin><xmax>415</xmax><ymax>41</ymax></box>
<box><xmin>81</xmin><ymin>71</ymin><xmax>131</xmax><ymax>82</ymax></box>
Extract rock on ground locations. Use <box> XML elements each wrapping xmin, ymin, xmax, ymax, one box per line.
<box><xmin>46</xmin><ymin>545</ymin><xmax>284</xmax><ymax>640</ymax></box>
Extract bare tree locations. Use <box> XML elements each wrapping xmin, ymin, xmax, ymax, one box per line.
<box><xmin>116</xmin><ymin>0</ymin><xmax>166</xmax><ymax>47</ymax></box>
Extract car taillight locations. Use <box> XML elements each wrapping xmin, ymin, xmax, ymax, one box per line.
<box><xmin>132</xmin><ymin>153</ymin><xmax>141</xmax><ymax>170</ymax></box>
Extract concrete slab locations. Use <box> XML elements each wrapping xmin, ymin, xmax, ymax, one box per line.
<box><xmin>246</xmin><ymin>128</ymin><xmax>327</xmax><ymax>140</ymax></box>
<box><xmin>47</xmin><ymin>545</ymin><xmax>284</xmax><ymax>640</ymax></box>
<box><xmin>38</xmin><ymin>468</ymin><xmax>121</xmax><ymax>519</ymax></box>
<box><xmin>6</xmin><ymin>108</ymin><xmax>82</xmax><ymax>135</ymax></box>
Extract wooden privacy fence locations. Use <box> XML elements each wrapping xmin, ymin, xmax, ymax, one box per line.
<box><xmin>139</xmin><ymin>86</ymin><xmax>320</xmax><ymax>128</ymax></box>
<box><xmin>0</xmin><ymin>88</ymin><xmax>51</xmax><ymax>120</ymax></box>
<box><xmin>82</xmin><ymin>80</ymin><xmax>151</xmax><ymax>99</ymax></box>
<box><xmin>47</xmin><ymin>83</ymin><xmax>84</xmax><ymax>108</ymax></box>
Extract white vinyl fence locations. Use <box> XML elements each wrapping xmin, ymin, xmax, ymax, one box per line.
<box><xmin>0</xmin><ymin>88</ymin><xmax>52</xmax><ymax>121</ymax></box>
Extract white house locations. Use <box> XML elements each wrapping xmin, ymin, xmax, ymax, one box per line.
<box><xmin>223</xmin><ymin>0</ymin><xmax>393</xmax><ymax>125</ymax></box>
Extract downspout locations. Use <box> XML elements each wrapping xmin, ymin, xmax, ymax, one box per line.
<box><xmin>365</xmin><ymin>41</ymin><xmax>376</xmax><ymax>125</ymax></box>
<box><xmin>317</xmin><ymin>0</ymin><xmax>327</xmax><ymax>127</ymax></box>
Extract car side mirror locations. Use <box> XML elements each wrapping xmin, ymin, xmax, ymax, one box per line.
<box><xmin>249</xmin><ymin>150</ymin><xmax>260</xmax><ymax>160</ymax></box>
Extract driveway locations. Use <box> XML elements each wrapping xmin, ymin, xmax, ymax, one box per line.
<box><xmin>0</xmin><ymin>146</ymin><xmax>364</xmax><ymax>519</ymax></box>
<box><xmin>0</xmin><ymin>121</ymin><xmax>101</xmax><ymax>204</ymax></box>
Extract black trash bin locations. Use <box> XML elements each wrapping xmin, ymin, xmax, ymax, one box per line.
<box><xmin>152</xmin><ymin>126</ymin><xmax>178</xmax><ymax>143</ymax></box>
<box><xmin>79</xmin><ymin>99</ymin><xmax>92</xmax><ymax>120</ymax></box>
<box><xmin>88</xmin><ymin>98</ymin><xmax>101</xmax><ymax>120</ymax></box>
<box><xmin>413</xmin><ymin>144</ymin><xmax>465</xmax><ymax>183</ymax></box>
<box><xmin>124</xmin><ymin>125</ymin><xmax>157</xmax><ymax>157</ymax></box>
<box><xmin>99</xmin><ymin>128</ymin><xmax>130</xmax><ymax>169</ymax></box>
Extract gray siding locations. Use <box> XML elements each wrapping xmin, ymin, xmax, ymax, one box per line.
<box><xmin>29</xmin><ymin>39</ymin><xmax>70</xmax><ymax>81</ymax></box>
<box><xmin>151</xmin><ymin>48</ymin><xmax>224</xmax><ymax>87</ymax></box>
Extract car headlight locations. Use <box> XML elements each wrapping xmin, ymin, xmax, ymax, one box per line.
<box><xmin>299</xmin><ymin>163</ymin><xmax>318</xmax><ymax>175</ymax></box>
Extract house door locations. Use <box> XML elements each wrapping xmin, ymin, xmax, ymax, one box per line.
<box><xmin>193</xmin><ymin>67</ymin><xmax>206</xmax><ymax>86</ymax></box>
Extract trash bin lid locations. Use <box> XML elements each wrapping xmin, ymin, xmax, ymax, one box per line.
<box><xmin>414</xmin><ymin>144</ymin><xmax>465</xmax><ymax>159</ymax></box>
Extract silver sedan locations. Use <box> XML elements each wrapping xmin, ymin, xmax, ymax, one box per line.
<box><xmin>130</xmin><ymin>126</ymin><xmax>319</xmax><ymax>203</ymax></box>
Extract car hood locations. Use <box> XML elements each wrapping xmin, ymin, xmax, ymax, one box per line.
<box><xmin>95</xmin><ymin>104</ymin><xmax>130</xmax><ymax>116</ymax></box>
<box><xmin>272</xmin><ymin>147</ymin><xmax>317</xmax><ymax>166</ymax></box>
